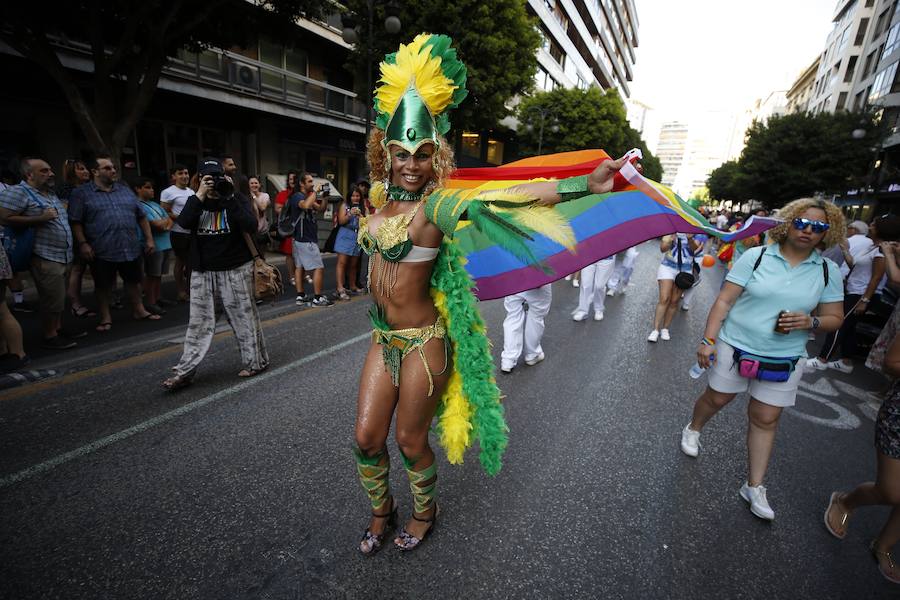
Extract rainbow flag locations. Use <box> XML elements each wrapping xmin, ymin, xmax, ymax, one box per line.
<box><xmin>449</xmin><ymin>150</ymin><xmax>779</xmax><ymax>301</ymax></box>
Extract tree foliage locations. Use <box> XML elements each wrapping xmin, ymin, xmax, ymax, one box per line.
<box><xmin>515</xmin><ymin>87</ymin><xmax>663</xmax><ymax>181</ymax></box>
<box><xmin>2</xmin><ymin>0</ymin><xmax>329</xmax><ymax>161</ymax></box>
<box><xmin>706</xmin><ymin>110</ymin><xmax>880</xmax><ymax>207</ymax></box>
<box><xmin>343</xmin><ymin>0</ymin><xmax>541</xmax><ymax>133</ymax></box>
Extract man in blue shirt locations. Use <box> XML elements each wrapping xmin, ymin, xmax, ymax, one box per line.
<box><xmin>0</xmin><ymin>157</ymin><xmax>77</xmax><ymax>350</ymax></box>
<box><xmin>288</xmin><ymin>173</ymin><xmax>332</xmax><ymax>307</ymax></box>
<box><xmin>69</xmin><ymin>155</ymin><xmax>158</xmax><ymax>332</ymax></box>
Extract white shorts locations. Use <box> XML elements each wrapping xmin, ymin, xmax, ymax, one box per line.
<box><xmin>292</xmin><ymin>240</ymin><xmax>324</xmax><ymax>270</ymax></box>
<box><xmin>707</xmin><ymin>339</ymin><xmax>805</xmax><ymax>407</ymax></box>
<box><xmin>657</xmin><ymin>263</ymin><xmax>687</xmax><ymax>281</ymax></box>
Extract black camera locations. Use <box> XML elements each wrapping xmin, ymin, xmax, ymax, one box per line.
<box><xmin>211</xmin><ymin>174</ymin><xmax>233</xmax><ymax>196</ymax></box>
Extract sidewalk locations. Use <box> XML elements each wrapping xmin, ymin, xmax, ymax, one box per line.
<box><xmin>8</xmin><ymin>251</ymin><xmax>357</xmax><ymax>367</ymax></box>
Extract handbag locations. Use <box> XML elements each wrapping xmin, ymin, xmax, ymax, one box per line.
<box><xmin>732</xmin><ymin>347</ymin><xmax>799</xmax><ymax>383</ymax></box>
<box><xmin>242</xmin><ymin>232</ymin><xmax>284</xmax><ymax>301</ymax></box>
<box><xmin>674</xmin><ymin>238</ymin><xmax>695</xmax><ymax>290</ymax></box>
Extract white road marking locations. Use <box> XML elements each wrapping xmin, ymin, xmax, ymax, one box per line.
<box><xmin>786</xmin><ymin>377</ymin><xmax>873</xmax><ymax>430</ymax></box>
<box><xmin>0</xmin><ymin>332</ymin><xmax>370</xmax><ymax>489</ymax></box>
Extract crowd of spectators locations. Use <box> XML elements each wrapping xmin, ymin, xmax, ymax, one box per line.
<box><xmin>0</xmin><ymin>154</ymin><xmax>372</xmax><ymax>372</ymax></box>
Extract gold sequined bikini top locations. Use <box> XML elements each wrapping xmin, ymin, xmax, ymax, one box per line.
<box><xmin>358</xmin><ymin>201</ymin><xmax>426</xmax><ymax>262</ymax></box>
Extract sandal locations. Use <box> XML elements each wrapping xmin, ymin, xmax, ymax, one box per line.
<box><xmin>337</xmin><ymin>289</ymin><xmax>350</xmax><ymax>301</ymax></box>
<box><xmin>162</xmin><ymin>370</ymin><xmax>195</xmax><ymax>391</ymax></box>
<box><xmin>395</xmin><ymin>503</ymin><xmax>439</xmax><ymax>552</ymax></box>
<box><xmin>824</xmin><ymin>491</ymin><xmax>850</xmax><ymax>539</ymax></box>
<box><xmin>71</xmin><ymin>305</ymin><xmax>96</xmax><ymax>318</ymax></box>
<box><xmin>871</xmin><ymin>540</ymin><xmax>900</xmax><ymax>584</ymax></box>
<box><xmin>359</xmin><ymin>499</ymin><xmax>398</xmax><ymax>556</ymax></box>
<box><xmin>237</xmin><ymin>365</ymin><xmax>268</xmax><ymax>378</ymax></box>
<box><xmin>95</xmin><ymin>321</ymin><xmax>112</xmax><ymax>332</ymax></box>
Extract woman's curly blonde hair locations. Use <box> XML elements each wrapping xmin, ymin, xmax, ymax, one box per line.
<box><xmin>367</xmin><ymin>128</ymin><xmax>456</xmax><ymax>194</ymax></box>
<box><xmin>768</xmin><ymin>198</ymin><xmax>846</xmax><ymax>248</ymax></box>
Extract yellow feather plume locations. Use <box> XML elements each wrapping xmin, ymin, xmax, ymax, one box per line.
<box><xmin>430</xmin><ymin>287</ymin><xmax>474</xmax><ymax>463</ymax></box>
<box><xmin>489</xmin><ymin>204</ymin><xmax>576</xmax><ymax>250</ymax></box>
<box><xmin>375</xmin><ymin>34</ymin><xmax>457</xmax><ymax>119</ymax></box>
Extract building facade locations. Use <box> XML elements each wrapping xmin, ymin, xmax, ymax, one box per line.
<box><xmin>785</xmin><ymin>57</ymin><xmax>820</xmax><ymax>113</ymax></box>
<box><xmin>656</xmin><ymin>121</ymin><xmax>688</xmax><ymax>189</ymax></box>
<box><xmin>0</xmin><ymin>12</ymin><xmax>367</xmax><ymax>205</ymax></box>
<box><xmin>460</xmin><ymin>0</ymin><xmax>641</xmax><ymax>167</ymax></box>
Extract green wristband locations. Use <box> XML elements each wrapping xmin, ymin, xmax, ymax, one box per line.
<box><xmin>556</xmin><ymin>175</ymin><xmax>591</xmax><ymax>203</ymax></box>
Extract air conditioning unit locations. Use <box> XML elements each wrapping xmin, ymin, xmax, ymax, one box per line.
<box><xmin>229</xmin><ymin>61</ymin><xmax>260</xmax><ymax>91</ymax></box>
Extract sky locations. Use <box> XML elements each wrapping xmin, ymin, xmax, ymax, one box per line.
<box><xmin>629</xmin><ymin>0</ymin><xmax>837</xmax><ymax>120</ymax></box>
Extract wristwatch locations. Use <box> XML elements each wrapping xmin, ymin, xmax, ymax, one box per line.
<box><xmin>811</xmin><ymin>316</ymin><xmax>820</xmax><ymax>330</ymax></box>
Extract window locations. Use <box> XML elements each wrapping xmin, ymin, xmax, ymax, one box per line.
<box><xmin>577</xmin><ymin>75</ymin><xmax>588</xmax><ymax>89</ymax></box>
<box><xmin>870</xmin><ymin>61</ymin><xmax>899</xmax><ymax>102</ymax></box>
<box><xmin>864</xmin><ymin>49</ymin><xmax>879</xmax><ymax>77</ymax></box>
<box><xmin>838</xmin><ymin>25</ymin><xmax>851</xmax><ymax>54</ymax></box>
<box><xmin>866</xmin><ymin>0</ymin><xmax>875</xmax><ymax>6</ymax></box>
<box><xmin>845</xmin><ymin>55</ymin><xmax>859</xmax><ymax>82</ymax></box>
<box><xmin>886</xmin><ymin>22</ymin><xmax>900</xmax><ymax>56</ymax></box>
<box><xmin>837</xmin><ymin>91</ymin><xmax>848</xmax><ymax>110</ymax></box>
<box><xmin>486</xmin><ymin>139</ymin><xmax>505</xmax><ymax>165</ymax></box>
<box><xmin>876</xmin><ymin>7</ymin><xmax>892</xmax><ymax>37</ymax></box>
<box><xmin>854</xmin><ymin>90</ymin><xmax>866</xmax><ymax>110</ymax></box>
<box><xmin>259</xmin><ymin>37</ymin><xmax>308</xmax><ymax>96</ymax></box>
<box><xmin>535</xmin><ymin>66</ymin><xmax>557</xmax><ymax>92</ymax></box>
<box><xmin>543</xmin><ymin>26</ymin><xmax>565</xmax><ymax>66</ymax></box>
<box><xmin>461</xmin><ymin>132</ymin><xmax>481</xmax><ymax>159</ymax></box>
<box><xmin>856</xmin><ymin>18</ymin><xmax>870</xmax><ymax>46</ymax></box>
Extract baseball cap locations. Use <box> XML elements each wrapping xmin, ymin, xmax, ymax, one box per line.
<box><xmin>198</xmin><ymin>158</ymin><xmax>224</xmax><ymax>177</ymax></box>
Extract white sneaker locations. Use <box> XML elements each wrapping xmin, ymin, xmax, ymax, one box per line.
<box><xmin>593</xmin><ymin>311</ymin><xmax>604</xmax><ymax>321</ymax></box>
<box><xmin>500</xmin><ymin>363</ymin><xmax>514</xmax><ymax>373</ymax></box>
<box><xmin>740</xmin><ymin>483</ymin><xmax>775</xmax><ymax>520</ymax></box>
<box><xmin>647</xmin><ymin>329</ymin><xmax>660</xmax><ymax>342</ymax></box>
<box><xmin>681</xmin><ymin>303</ymin><xmax>690</xmax><ymax>311</ymax></box>
<box><xmin>827</xmin><ymin>360</ymin><xmax>854</xmax><ymax>374</ymax></box>
<box><xmin>572</xmin><ymin>310</ymin><xmax>588</xmax><ymax>322</ymax></box>
<box><xmin>680</xmin><ymin>424</ymin><xmax>700</xmax><ymax>457</ymax></box>
<box><xmin>660</xmin><ymin>329</ymin><xmax>671</xmax><ymax>341</ymax></box>
<box><xmin>572</xmin><ymin>279</ymin><xmax>580</xmax><ymax>288</ymax></box>
<box><xmin>806</xmin><ymin>357</ymin><xmax>828</xmax><ymax>370</ymax></box>
<box><xmin>525</xmin><ymin>352</ymin><xmax>545</xmax><ymax>366</ymax></box>
<box><xmin>606</xmin><ymin>288</ymin><xmax>616</xmax><ymax>297</ymax></box>
<box><xmin>564</xmin><ymin>274</ymin><xmax>572</xmax><ymax>281</ymax></box>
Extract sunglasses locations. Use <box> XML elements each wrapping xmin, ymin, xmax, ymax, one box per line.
<box><xmin>792</xmin><ymin>218</ymin><xmax>830</xmax><ymax>233</ymax></box>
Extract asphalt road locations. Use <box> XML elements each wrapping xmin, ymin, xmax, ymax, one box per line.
<box><xmin>0</xmin><ymin>242</ymin><xmax>893</xmax><ymax>599</ymax></box>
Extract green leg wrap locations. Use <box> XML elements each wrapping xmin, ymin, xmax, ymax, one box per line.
<box><xmin>400</xmin><ymin>450</ymin><xmax>437</xmax><ymax>514</ymax></box>
<box><xmin>354</xmin><ymin>447</ymin><xmax>391</xmax><ymax>511</ymax></box>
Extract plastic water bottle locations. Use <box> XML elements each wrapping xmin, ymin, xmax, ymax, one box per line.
<box><xmin>689</xmin><ymin>356</ymin><xmax>715</xmax><ymax>379</ymax></box>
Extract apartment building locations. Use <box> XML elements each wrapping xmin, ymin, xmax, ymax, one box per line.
<box><xmin>656</xmin><ymin>122</ymin><xmax>688</xmax><ymax>189</ymax></box>
<box><xmin>0</xmin><ymin>12</ymin><xmax>366</xmax><ymax>200</ymax></box>
<box><xmin>785</xmin><ymin>57</ymin><xmax>820</xmax><ymax>113</ymax></box>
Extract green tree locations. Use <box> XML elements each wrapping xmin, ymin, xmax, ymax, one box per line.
<box><xmin>2</xmin><ymin>0</ymin><xmax>329</xmax><ymax>162</ymax></box>
<box><xmin>707</xmin><ymin>110</ymin><xmax>880</xmax><ymax>207</ymax></box>
<box><xmin>707</xmin><ymin>160</ymin><xmax>750</xmax><ymax>202</ymax></box>
<box><xmin>343</xmin><ymin>0</ymin><xmax>541</xmax><ymax>133</ymax></box>
<box><xmin>516</xmin><ymin>87</ymin><xmax>662</xmax><ymax>180</ymax></box>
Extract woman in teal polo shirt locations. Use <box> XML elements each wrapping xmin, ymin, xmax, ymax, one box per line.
<box><xmin>678</xmin><ymin>198</ymin><xmax>845</xmax><ymax>521</ymax></box>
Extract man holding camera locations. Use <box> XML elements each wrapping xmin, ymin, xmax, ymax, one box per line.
<box><xmin>288</xmin><ymin>173</ymin><xmax>332</xmax><ymax>307</ymax></box>
<box><xmin>162</xmin><ymin>158</ymin><xmax>268</xmax><ymax>390</ymax></box>
<box><xmin>69</xmin><ymin>155</ymin><xmax>158</xmax><ymax>332</ymax></box>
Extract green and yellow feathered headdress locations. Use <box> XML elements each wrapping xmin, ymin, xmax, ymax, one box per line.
<box><xmin>374</xmin><ymin>33</ymin><xmax>468</xmax><ymax>153</ymax></box>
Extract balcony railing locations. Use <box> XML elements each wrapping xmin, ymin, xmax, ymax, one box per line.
<box><xmin>168</xmin><ymin>48</ymin><xmax>369</xmax><ymax>124</ymax></box>
<box><xmin>46</xmin><ymin>36</ymin><xmax>370</xmax><ymax>126</ymax></box>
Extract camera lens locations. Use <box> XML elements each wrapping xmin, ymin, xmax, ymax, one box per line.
<box><xmin>213</xmin><ymin>176</ymin><xmax>233</xmax><ymax>196</ymax></box>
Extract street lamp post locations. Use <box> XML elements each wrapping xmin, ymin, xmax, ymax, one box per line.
<box><xmin>341</xmin><ymin>2</ymin><xmax>401</xmax><ymax>146</ymax></box>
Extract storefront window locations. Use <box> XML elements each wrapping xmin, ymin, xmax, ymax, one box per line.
<box><xmin>486</xmin><ymin>139</ymin><xmax>505</xmax><ymax>165</ymax></box>
<box><xmin>461</xmin><ymin>132</ymin><xmax>482</xmax><ymax>159</ymax></box>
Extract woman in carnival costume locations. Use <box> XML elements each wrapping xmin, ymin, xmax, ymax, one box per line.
<box><xmin>353</xmin><ymin>33</ymin><xmax>634</xmax><ymax>554</ymax></box>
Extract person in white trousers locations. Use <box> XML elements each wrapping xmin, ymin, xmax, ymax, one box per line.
<box><xmin>606</xmin><ymin>247</ymin><xmax>639</xmax><ymax>296</ymax></box>
<box><xmin>500</xmin><ymin>284</ymin><xmax>552</xmax><ymax>373</ymax></box>
<box><xmin>573</xmin><ymin>256</ymin><xmax>615</xmax><ymax>321</ymax></box>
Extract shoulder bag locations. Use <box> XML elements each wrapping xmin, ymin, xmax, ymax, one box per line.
<box><xmin>242</xmin><ymin>232</ymin><xmax>284</xmax><ymax>301</ymax></box>
<box><xmin>674</xmin><ymin>237</ymin><xmax>696</xmax><ymax>290</ymax></box>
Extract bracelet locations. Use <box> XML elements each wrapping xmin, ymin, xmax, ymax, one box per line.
<box><xmin>861</xmin><ymin>297</ymin><xmax>870</xmax><ymax>303</ymax></box>
<box><xmin>556</xmin><ymin>175</ymin><xmax>591</xmax><ymax>203</ymax></box>
<box><xmin>700</xmin><ymin>337</ymin><xmax>715</xmax><ymax>346</ymax></box>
